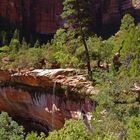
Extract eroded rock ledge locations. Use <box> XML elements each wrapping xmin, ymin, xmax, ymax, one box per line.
<box><xmin>0</xmin><ymin>69</ymin><xmax>97</xmax><ymax>131</ymax></box>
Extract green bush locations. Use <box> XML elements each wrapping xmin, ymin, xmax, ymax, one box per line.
<box><xmin>47</xmin><ymin>119</ymin><xmax>91</xmax><ymax>140</ymax></box>
<box><xmin>127</xmin><ymin>114</ymin><xmax>140</xmax><ymax>140</ymax></box>
<box><xmin>0</xmin><ymin>112</ymin><xmax>25</xmax><ymax>140</ymax></box>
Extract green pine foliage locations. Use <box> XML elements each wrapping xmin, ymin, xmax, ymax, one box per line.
<box><xmin>25</xmin><ymin>132</ymin><xmax>46</xmax><ymax>140</ymax></box>
<box><xmin>0</xmin><ymin>112</ymin><xmax>25</xmax><ymax>140</ymax></box>
<box><xmin>127</xmin><ymin>115</ymin><xmax>140</xmax><ymax>140</ymax></box>
<box><xmin>62</xmin><ymin>0</ymin><xmax>93</xmax><ymax>78</ymax></box>
<box><xmin>46</xmin><ymin>119</ymin><xmax>91</xmax><ymax>140</ymax></box>
<box><xmin>49</xmin><ymin>28</ymin><xmax>79</xmax><ymax>67</ymax></box>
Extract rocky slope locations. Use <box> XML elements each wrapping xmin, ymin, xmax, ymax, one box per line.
<box><xmin>0</xmin><ymin>69</ymin><xmax>97</xmax><ymax>131</ymax></box>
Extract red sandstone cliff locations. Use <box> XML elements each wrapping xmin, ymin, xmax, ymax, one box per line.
<box><xmin>0</xmin><ymin>0</ymin><xmax>139</xmax><ymax>35</ymax></box>
<box><xmin>94</xmin><ymin>0</ymin><xmax>133</xmax><ymax>25</ymax></box>
<box><xmin>0</xmin><ymin>0</ymin><xmax>63</xmax><ymax>34</ymax></box>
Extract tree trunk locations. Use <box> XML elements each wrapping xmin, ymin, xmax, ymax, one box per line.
<box><xmin>82</xmin><ymin>32</ymin><xmax>92</xmax><ymax>80</ymax></box>
<box><xmin>76</xmin><ymin>0</ymin><xmax>92</xmax><ymax>80</ymax></box>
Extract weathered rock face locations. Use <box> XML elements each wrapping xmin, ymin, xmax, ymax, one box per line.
<box><xmin>92</xmin><ymin>0</ymin><xmax>140</xmax><ymax>36</ymax></box>
<box><xmin>0</xmin><ymin>70</ymin><xmax>11</xmax><ymax>82</ymax></box>
<box><xmin>0</xmin><ymin>0</ymin><xmax>140</xmax><ymax>36</ymax></box>
<box><xmin>93</xmin><ymin>0</ymin><xmax>133</xmax><ymax>26</ymax></box>
<box><xmin>0</xmin><ymin>69</ymin><xmax>97</xmax><ymax>131</ymax></box>
<box><xmin>0</xmin><ymin>0</ymin><xmax>63</xmax><ymax>34</ymax></box>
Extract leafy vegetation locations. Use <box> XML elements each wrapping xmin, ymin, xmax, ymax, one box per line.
<box><xmin>46</xmin><ymin>119</ymin><xmax>91</xmax><ymax>140</ymax></box>
<box><xmin>0</xmin><ymin>112</ymin><xmax>24</xmax><ymax>140</ymax></box>
<box><xmin>0</xmin><ymin>0</ymin><xmax>140</xmax><ymax>139</ymax></box>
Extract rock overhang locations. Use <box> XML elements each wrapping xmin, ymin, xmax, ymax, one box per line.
<box><xmin>0</xmin><ymin>69</ymin><xmax>97</xmax><ymax>131</ymax></box>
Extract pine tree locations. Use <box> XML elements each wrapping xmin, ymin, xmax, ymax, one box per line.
<box><xmin>9</xmin><ymin>30</ymin><xmax>20</xmax><ymax>53</ymax></box>
<box><xmin>118</xmin><ymin>14</ymin><xmax>140</xmax><ymax>77</ymax></box>
<box><xmin>13</xmin><ymin>29</ymin><xmax>20</xmax><ymax>40</ymax></box>
<box><xmin>62</xmin><ymin>0</ymin><xmax>93</xmax><ymax>79</ymax></box>
<box><xmin>34</xmin><ymin>40</ymin><xmax>40</xmax><ymax>48</ymax></box>
<box><xmin>21</xmin><ymin>38</ymin><xmax>29</xmax><ymax>50</ymax></box>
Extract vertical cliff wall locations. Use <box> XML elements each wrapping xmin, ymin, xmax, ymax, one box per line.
<box><xmin>92</xmin><ymin>0</ymin><xmax>136</xmax><ymax>36</ymax></box>
<box><xmin>0</xmin><ymin>0</ymin><xmax>139</xmax><ymax>37</ymax></box>
<box><xmin>0</xmin><ymin>0</ymin><xmax>63</xmax><ymax>34</ymax></box>
<box><xmin>95</xmin><ymin>0</ymin><xmax>133</xmax><ymax>25</ymax></box>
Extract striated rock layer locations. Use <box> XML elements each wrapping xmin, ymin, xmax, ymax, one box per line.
<box><xmin>0</xmin><ymin>0</ymin><xmax>63</xmax><ymax>34</ymax></box>
<box><xmin>0</xmin><ymin>69</ymin><xmax>97</xmax><ymax>130</ymax></box>
<box><xmin>0</xmin><ymin>0</ymin><xmax>140</xmax><ymax>36</ymax></box>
